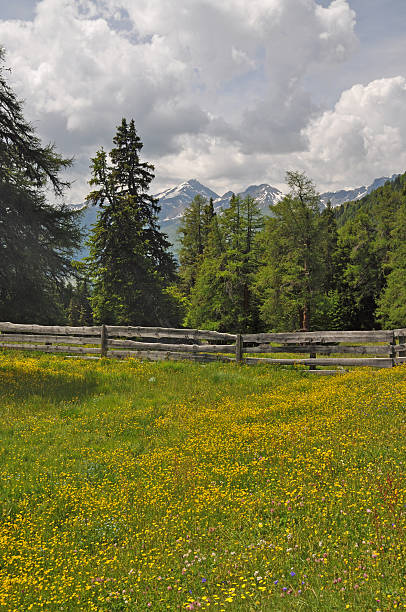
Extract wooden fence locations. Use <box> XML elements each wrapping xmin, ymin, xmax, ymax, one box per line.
<box><xmin>1</xmin><ymin>322</ymin><xmax>406</xmax><ymax>373</ymax></box>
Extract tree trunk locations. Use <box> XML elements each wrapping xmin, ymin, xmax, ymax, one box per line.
<box><xmin>302</xmin><ymin>303</ymin><xmax>310</xmax><ymax>332</ymax></box>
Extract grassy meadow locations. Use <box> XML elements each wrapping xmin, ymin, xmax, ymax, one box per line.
<box><xmin>0</xmin><ymin>352</ymin><xmax>405</xmax><ymax>611</ymax></box>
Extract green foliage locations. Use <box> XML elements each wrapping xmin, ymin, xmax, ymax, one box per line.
<box><xmin>180</xmin><ymin>172</ymin><xmax>406</xmax><ymax>333</ymax></box>
<box><xmin>255</xmin><ymin>171</ymin><xmax>327</xmax><ymax>331</ymax></box>
<box><xmin>66</xmin><ymin>264</ymin><xmax>93</xmax><ymax>326</ymax></box>
<box><xmin>178</xmin><ymin>195</ymin><xmax>215</xmax><ymax>294</ymax></box>
<box><xmin>336</xmin><ymin>172</ymin><xmax>406</xmax><ymax>329</ymax></box>
<box><xmin>86</xmin><ymin>118</ymin><xmax>178</xmax><ymax>326</ymax></box>
<box><xmin>186</xmin><ymin>195</ymin><xmax>264</xmax><ymax>332</ymax></box>
<box><xmin>0</xmin><ymin>47</ymin><xmax>81</xmax><ymax>324</ymax></box>
<box><xmin>376</xmin><ymin>199</ymin><xmax>406</xmax><ymax>327</ymax></box>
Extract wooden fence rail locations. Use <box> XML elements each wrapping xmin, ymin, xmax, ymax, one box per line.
<box><xmin>1</xmin><ymin>322</ymin><xmax>406</xmax><ymax>373</ymax></box>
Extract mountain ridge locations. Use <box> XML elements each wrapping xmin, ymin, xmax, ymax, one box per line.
<box><xmin>75</xmin><ymin>174</ymin><xmax>400</xmax><ymax>254</ymax></box>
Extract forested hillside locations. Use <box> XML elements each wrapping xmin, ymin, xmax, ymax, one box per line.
<box><xmin>176</xmin><ymin>172</ymin><xmax>406</xmax><ymax>332</ymax></box>
<box><xmin>335</xmin><ymin>172</ymin><xmax>406</xmax><ymax>328</ymax></box>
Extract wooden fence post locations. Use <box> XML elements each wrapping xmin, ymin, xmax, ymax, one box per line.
<box><xmin>398</xmin><ymin>334</ymin><xmax>405</xmax><ymax>359</ymax></box>
<box><xmin>236</xmin><ymin>334</ymin><xmax>243</xmax><ymax>364</ymax></box>
<box><xmin>392</xmin><ymin>331</ymin><xmax>402</xmax><ymax>366</ymax></box>
<box><xmin>101</xmin><ymin>324</ymin><xmax>108</xmax><ymax>358</ymax></box>
<box><xmin>309</xmin><ymin>351</ymin><xmax>316</xmax><ymax>370</ymax></box>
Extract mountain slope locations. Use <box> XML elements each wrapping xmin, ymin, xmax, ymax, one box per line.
<box><xmin>156</xmin><ymin>179</ymin><xmax>219</xmax><ymax>221</ymax></box>
<box><xmin>320</xmin><ymin>174</ymin><xmax>399</xmax><ymax>207</ymax></box>
<box><xmin>335</xmin><ymin>171</ymin><xmax>406</xmax><ymax>227</ymax></box>
<box><xmin>74</xmin><ymin>174</ymin><xmax>403</xmax><ymax>256</ymax></box>
<box><xmin>213</xmin><ymin>184</ymin><xmax>283</xmax><ymax>211</ymax></box>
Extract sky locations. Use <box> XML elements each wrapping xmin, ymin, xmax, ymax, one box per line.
<box><xmin>0</xmin><ymin>0</ymin><xmax>405</xmax><ymax>202</ymax></box>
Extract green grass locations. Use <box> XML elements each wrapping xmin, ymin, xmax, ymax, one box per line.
<box><xmin>0</xmin><ymin>351</ymin><xmax>405</xmax><ymax>611</ymax></box>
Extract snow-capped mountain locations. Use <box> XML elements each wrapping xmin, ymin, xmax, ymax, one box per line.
<box><xmin>74</xmin><ymin>173</ymin><xmax>401</xmax><ymax>256</ymax></box>
<box><xmin>212</xmin><ymin>190</ymin><xmax>234</xmax><ymax>210</ymax></box>
<box><xmin>319</xmin><ymin>174</ymin><xmax>399</xmax><ymax>207</ymax></box>
<box><xmin>155</xmin><ymin>179</ymin><xmax>284</xmax><ymax>223</ymax></box>
<box><xmin>213</xmin><ymin>184</ymin><xmax>283</xmax><ymax>212</ymax></box>
<box><xmin>156</xmin><ymin>179</ymin><xmax>219</xmax><ymax>221</ymax></box>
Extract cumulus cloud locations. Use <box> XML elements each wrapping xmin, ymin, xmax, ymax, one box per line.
<box><xmin>300</xmin><ymin>76</ymin><xmax>406</xmax><ymax>189</ymax></box>
<box><xmin>0</xmin><ymin>0</ymin><xmax>372</xmax><ymax>200</ymax></box>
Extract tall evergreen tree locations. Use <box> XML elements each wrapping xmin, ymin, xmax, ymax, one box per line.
<box><xmin>86</xmin><ymin>118</ymin><xmax>177</xmax><ymax>325</ymax></box>
<box><xmin>186</xmin><ymin>194</ymin><xmax>263</xmax><ymax>332</ymax></box>
<box><xmin>334</xmin><ymin>173</ymin><xmax>406</xmax><ymax>329</ymax></box>
<box><xmin>0</xmin><ymin>47</ymin><xmax>81</xmax><ymax>323</ymax></box>
<box><xmin>310</xmin><ymin>201</ymin><xmax>345</xmax><ymax>330</ymax></box>
<box><xmin>177</xmin><ymin>194</ymin><xmax>215</xmax><ymax>295</ymax></box>
<box><xmin>376</xmin><ymin>199</ymin><xmax>406</xmax><ymax>328</ymax></box>
<box><xmin>255</xmin><ymin>171</ymin><xmax>325</xmax><ymax>332</ymax></box>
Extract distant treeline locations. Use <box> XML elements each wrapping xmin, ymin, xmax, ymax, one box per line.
<box><xmin>1</xmin><ymin>45</ymin><xmax>406</xmax><ymax>333</ymax></box>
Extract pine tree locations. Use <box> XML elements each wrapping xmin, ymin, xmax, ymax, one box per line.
<box><xmin>0</xmin><ymin>47</ymin><xmax>81</xmax><ymax>323</ymax></box>
<box><xmin>86</xmin><ymin>118</ymin><xmax>177</xmax><ymax>326</ymax></box>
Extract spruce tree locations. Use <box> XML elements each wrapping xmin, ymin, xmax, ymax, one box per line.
<box><xmin>86</xmin><ymin>118</ymin><xmax>177</xmax><ymax>325</ymax></box>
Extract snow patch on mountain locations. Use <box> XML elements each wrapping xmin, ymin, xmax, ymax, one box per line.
<box><xmin>319</xmin><ymin>174</ymin><xmax>399</xmax><ymax>207</ymax></box>
<box><xmin>156</xmin><ymin>179</ymin><xmax>219</xmax><ymax>221</ymax></box>
<box><xmin>212</xmin><ymin>184</ymin><xmax>283</xmax><ymax>212</ymax></box>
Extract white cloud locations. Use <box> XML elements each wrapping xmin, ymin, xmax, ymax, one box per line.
<box><xmin>301</xmin><ymin>76</ymin><xmax>406</xmax><ymax>189</ymax></box>
<box><xmin>0</xmin><ymin>0</ymin><xmax>375</xmax><ymax>201</ymax></box>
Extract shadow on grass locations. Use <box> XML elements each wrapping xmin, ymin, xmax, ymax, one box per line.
<box><xmin>0</xmin><ymin>354</ymin><xmax>100</xmax><ymax>404</ymax></box>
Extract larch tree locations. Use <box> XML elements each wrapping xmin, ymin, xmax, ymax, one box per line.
<box><xmin>177</xmin><ymin>194</ymin><xmax>215</xmax><ymax>295</ymax></box>
<box><xmin>255</xmin><ymin>171</ymin><xmax>324</xmax><ymax>332</ymax></box>
<box><xmin>0</xmin><ymin>47</ymin><xmax>81</xmax><ymax>323</ymax></box>
<box><xmin>186</xmin><ymin>194</ymin><xmax>263</xmax><ymax>332</ymax></box>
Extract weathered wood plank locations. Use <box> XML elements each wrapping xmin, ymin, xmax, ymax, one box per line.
<box><xmin>307</xmin><ymin>370</ymin><xmax>347</xmax><ymax>375</ymax></box>
<box><xmin>243</xmin><ymin>344</ymin><xmax>391</xmax><ymax>355</ymax></box>
<box><xmin>243</xmin><ymin>357</ymin><xmax>393</xmax><ymax>367</ymax></box>
<box><xmin>0</xmin><ymin>334</ymin><xmax>100</xmax><ymax>345</ymax></box>
<box><xmin>396</xmin><ymin>336</ymin><xmax>406</xmax><ymax>358</ymax></box>
<box><xmin>64</xmin><ymin>356</ymin><xmax>101</xmax><ymax>360</ymax></box>
<box><xmin>394</xmin><ymin>328</ymin><xmax>406</xmax><ymax>338</ymax></box>
<box><xmin>0</xmin><ymin>343</ymin><xmax>100</xmax><ymax>354</ymax></box>
<box><xmin>107</xmin><ymin>339</ymin><xmax>236</xmax><ymax>353</ymax></box>
<box><xmin>243</xmin><ymin>331</ymin><xmax>394</xmax><ymax>343</ymax></box>
<box><xmin>395</xmin><ymin>357</ymin><xmax>406</xmax><ymax>364</ymax></box>
<box><xmin>106</xmin><ymin>326</ymin><xmax>237</xmax><ymax>342</ymax></box>
<box><xmin>106</xmin><ymin>349</ymin><xmax>235</xmax><ymax>363</ymax></box>
<box><xmin>0</xmin><ymin>322</ymin><xmax>101</xmax><ymax>336</ymax></box>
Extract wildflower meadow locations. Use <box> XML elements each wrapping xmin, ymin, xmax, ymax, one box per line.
<box><xmin>0</xmin><ymin>352</ymin><xmax>404</xmax><ymax>611</ymax></box>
